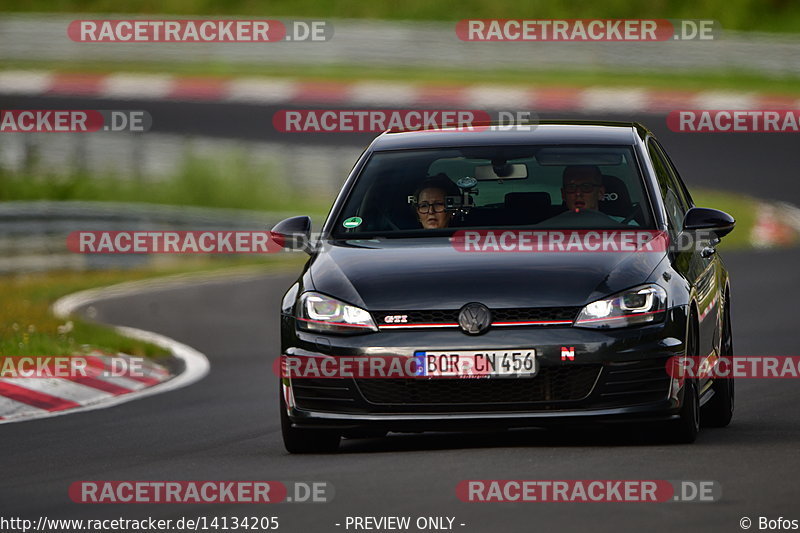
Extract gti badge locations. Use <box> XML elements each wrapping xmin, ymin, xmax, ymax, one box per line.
<box><xmin>458</xmin><ymin>303</ymin><xmax>492</xmax><ymax>335</ymax></box>
<box><xmin>561</xmin><ymin>347</ymin><xmax>575</xmax><ymax>361</ymax></box>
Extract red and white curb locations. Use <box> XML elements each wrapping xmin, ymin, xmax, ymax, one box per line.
<box><xmin>0</xmin><ymin>351</ymin><xmax>171</xmax><ymax>422</ymax></box>
<box><xmin>2</xmin><ymin>70</ymin><xmax>799</xmax><ymax>111</ymax></box>
<box><xmin>751</xmin><ymin>201</ymin><xmax>800</xmax><ymax>248</ymax></box>
<box><xmin>0</xmin><ymin>275</ymin><xmax>215</xmax><ymax>424</ymax></box>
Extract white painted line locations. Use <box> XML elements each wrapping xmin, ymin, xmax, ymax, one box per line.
<box><xmin>692</xmin><ymin>91</ymin><xmax>758</xmax><ymax>109</ymax></box>
<box><xmin>464</xmin><ymin>86</ymin><xmax>531</xmax><ymax>109</ymax></box>
<box><xmin>0</xmin><ymin>70</ymin><xmax>52</xmax><ymax>95</ymax></box>
<box><xmin>0</xmin><ymin>327</ymin><xmax>209</xmax><ymax>425</ymax></box>
<box><xmin>349</xmin><ymin>81</ymin><xmax>418</xmax><ymax>106</ymax></box>
<box><xmin>580</xmin><ymin>88</ymin><xmax>649</xmax><ymax>112</ymax></box>
<box><xmin>0</xmin><ymin>271</ymin><xmax>231</xmax><ymax>424</ymax></box>
<box><xmin>53</xmin><ymin>266</ymin><xmax>275</xmax><ymax>316</ymax></box>
<box><xmin>103</xmin><ymin>73</ymin><xmax>174</xmax><ymax>99</ymax></box>
<box><xmin>226</xmin><ymin>78</ymin><xmax>296</xmax><ymax>103</ymax></box>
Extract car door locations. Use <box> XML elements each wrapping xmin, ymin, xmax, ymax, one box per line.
<box><xmin>648</xmin><ymin>139</ymin><xmax>720</xmax><ymax>386</ymax></box>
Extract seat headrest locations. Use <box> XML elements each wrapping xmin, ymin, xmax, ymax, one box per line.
<box><xmin>505</xmin><ymin>191</ymin><xmax>552</xmax><ymax>211</ymax></box>
<box><xmin>599</xmin><ymin>175</ymin><xmax>633</xmax><ymax>217</ymax></box>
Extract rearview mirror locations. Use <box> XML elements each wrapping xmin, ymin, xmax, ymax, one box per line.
<box><xmin>475</xmin><ymin>163</ymin><xmax>528</xmax><ymax>180</ymax></box>
<box><xmin>683</xmin><ymin>207</ymin><xmax>735</xmax><ymax>239</ymax></box>
<box><xmin>271</xmin><ymin>216</ymin><xmax>312</xmax><ymax>253</ymax></box>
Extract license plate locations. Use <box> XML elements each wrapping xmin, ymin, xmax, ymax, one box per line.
<box><xmin>413</xmin><ymin>350</ymin><xmax>537</xmax><ymax>378</ymax></box>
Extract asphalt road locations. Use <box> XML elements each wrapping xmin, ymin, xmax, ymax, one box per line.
<box><xmin>1</xmin><ymin>100</ymin><xmax>799</xmax><ymax>532</ymax></box>
<box><xmin>2</xmin><ymin>248</ymin><xmax>799</xmax><ymax>532</ymax></box>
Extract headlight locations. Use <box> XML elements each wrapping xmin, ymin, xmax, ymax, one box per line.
<box><xmin>574</xmin><ymin>284</ymin><xmax>667</xmax><ymax>329</ymax></box>
<box><xmin>296</xmin><ymin>292</ymin><xmax>377</xmax><ymax>334</ymax></box>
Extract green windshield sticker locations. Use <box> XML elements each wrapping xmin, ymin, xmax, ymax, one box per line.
<box><xmin>343</xmin><ymin>216</ymin><xmax>363</xmax><ymax>228</ymax></box>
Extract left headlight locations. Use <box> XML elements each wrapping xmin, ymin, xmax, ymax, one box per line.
<box><xmin>574</xmin><ymin>284</ymin><xmax>667</xmax><ymax>329</ymax></box>
<box><xmin>296</xmin><ymin>292</ymin><xmax>378</xmax><ymax>334</ymax></box>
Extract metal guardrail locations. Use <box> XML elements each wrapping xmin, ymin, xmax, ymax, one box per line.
<box><xmin>0</xmin><ymin>133</ymin><xmax>353</xmax><ymax>274</ymax></box>
<box><xmin>0</xmin><ymin>132</ymin><xmax>361</xmax><ymax>195</ymax></box>
<box><xmin>0</xmin><ymin>201</ymin><xmax>300</xmax><ymax>273</ymax></box>
<box><xmin>2</xmin><ymin>15</ymin><xmax>800</xmax><ymax>75</ymax></box>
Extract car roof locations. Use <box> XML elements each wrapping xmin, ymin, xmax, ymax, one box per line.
<box><xmin>370</xmin><ymin>121</ymin><xmax>648</xmax><ymax>151</ymax></box>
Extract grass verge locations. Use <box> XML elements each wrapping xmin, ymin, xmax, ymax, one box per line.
<box><xmin>0</xmin><ymin>255</ymin><xmax>306</xmax><ymax>357</ymax></box>
<box><xmin>0</xmin><ymin>155</ymin><xmax>333</xmax><ymax>215</ymax></box>
<box><xmin>692</xmin><ymin>189</ymin><xmax>757</xmax><ymax>250</ymax></box>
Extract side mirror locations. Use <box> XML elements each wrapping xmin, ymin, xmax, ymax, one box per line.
<box><xmin>683</xmin><ymin>207</ymin><xmax>735</xmax><ymax>239</ymax></box>
<box><xmin>271</xmin><ymin>216</ymin><xmax>312</xmax><ymax>253</ymax></box>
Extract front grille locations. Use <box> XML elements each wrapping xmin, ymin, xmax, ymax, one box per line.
<box><xmin>492</xmin><ymin>307</ymin><xmax>581</xmax><ymax>323</ymax></box>
<box><xmin>355</xmin><ymin>365</ymin><xmax>601</xmax><ymax>405</ymax></box>
<box><xmin>374</xmin><ymin>307</ymin><xmax>580</xmax><ymax>327</ymax></box>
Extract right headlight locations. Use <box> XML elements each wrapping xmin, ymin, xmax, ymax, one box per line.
<box><xmin>296</xmin><ymin>292</ymin><xmax>378</xmax><ymax>335</ymax></box>
<box><xmin>574</xmin><ymin>284</ymin><xmax>667</xmax><ymax>329</ymax></box>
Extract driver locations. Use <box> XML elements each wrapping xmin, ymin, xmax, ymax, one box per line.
<box><xmin>561</xmin><ymin>165</ymin><xmax>605</xmax><ymax>212</ymax></box>
<box><xmin>548</xmin><ymin>165</ymin><xmax>625</xmax><ymax>227</ymax></box>
<box><xmin>413</xmin><ymin>174</ymin><xmax>460</xmax><ymax>229</ymax></box>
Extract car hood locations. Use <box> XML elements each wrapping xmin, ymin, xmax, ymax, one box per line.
<box><xmin>308</xmin><ymin>238</ymin><xmax>665</xmax><ymax>310</ymax></box>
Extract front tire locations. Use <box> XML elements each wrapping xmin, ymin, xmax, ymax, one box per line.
<box><xmin>670</xmin><ymin>378</ymin><xmax>700</xmax><ymax>443</ymax></box>
<box><xmin>280</xmin><ymin>383</ymin><xmax>340</xmax><ymax>454</ymax></box>
<box><xmin>702</xmin><ymin>296</ymin><xmax>735</xmax><ymax>427</ymax></box>
<box><xmin>666</xmin><ymin>316</ymin><xmax>700</xmax><ymax>443</ymax></box>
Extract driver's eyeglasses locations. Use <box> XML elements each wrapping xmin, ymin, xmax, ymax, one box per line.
<box><xmin>416</xmin><ymin>201</ymin><xmax>446</xmax><ymax>214</ymax></box>
<box><xmin>564</xmin><ymin>183</ymin><xmax>601</xmax><ymax>193</ymax></box>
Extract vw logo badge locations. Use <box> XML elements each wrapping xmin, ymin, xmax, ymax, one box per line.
<box><xmin>458</xmin><ymin>303</ymin><xmax>492</xmax><ymax>335</ymax></box>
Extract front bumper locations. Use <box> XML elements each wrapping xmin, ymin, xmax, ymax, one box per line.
<box><xmin>280</xmin><ymin>307</ymin><xmax>688</xmax><ymax>431</ymax></box>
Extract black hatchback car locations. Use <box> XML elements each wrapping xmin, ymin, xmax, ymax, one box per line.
<box><xmin>274</xmin><ymin>121</ymin><xmax>735</xmax><ymax>453</ymax></box>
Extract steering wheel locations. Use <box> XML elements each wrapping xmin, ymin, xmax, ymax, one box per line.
<box><xmin>620</xmin><ymin>203</ymin><xmax>642</xmax><ymax>225</ymax></box>
<box><xmin>376</xmin><ymin>205</ymin><xmax>401</xmax><ymax>231</ymax></box>
<box><xmin>383</xmin><ymin>213</ymin><xmax>401</xmax><ymax>231</ymax></box>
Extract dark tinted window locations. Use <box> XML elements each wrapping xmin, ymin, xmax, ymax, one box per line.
<box><xmin>653</xmin><ymin>140</ymin><xmax>692</xmax><ymax>210</ymax></box>
<box><xmin>648</xmin><ymin>139</ymin><xmax>687</xmax><ymax>233</ymax></box>
<box><xmin>333</xmin><ymin>145</ymin><xmax>654</xmax><ymax>237</ymax></box>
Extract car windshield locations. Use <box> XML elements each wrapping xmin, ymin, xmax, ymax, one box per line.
<box><xmin>332</xmin><ymin>145</ymin><xmax>654</xmax><ymax>238</ymax></box>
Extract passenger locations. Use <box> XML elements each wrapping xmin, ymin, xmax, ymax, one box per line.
<box><xmin>413</xmin><ymin>174</ymin><xmax>460</xmax><ymax>229</ymax></box>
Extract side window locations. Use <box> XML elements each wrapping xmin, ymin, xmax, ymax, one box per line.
<box><xmin>653</xmin><ymin>140</ymin><xmax>693</xmax><ymax>210</ymax></box>
<box><xmin>648</xmin><ymin>140</ymin><xmax>686</xmax><ymax>234</ymax></box>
